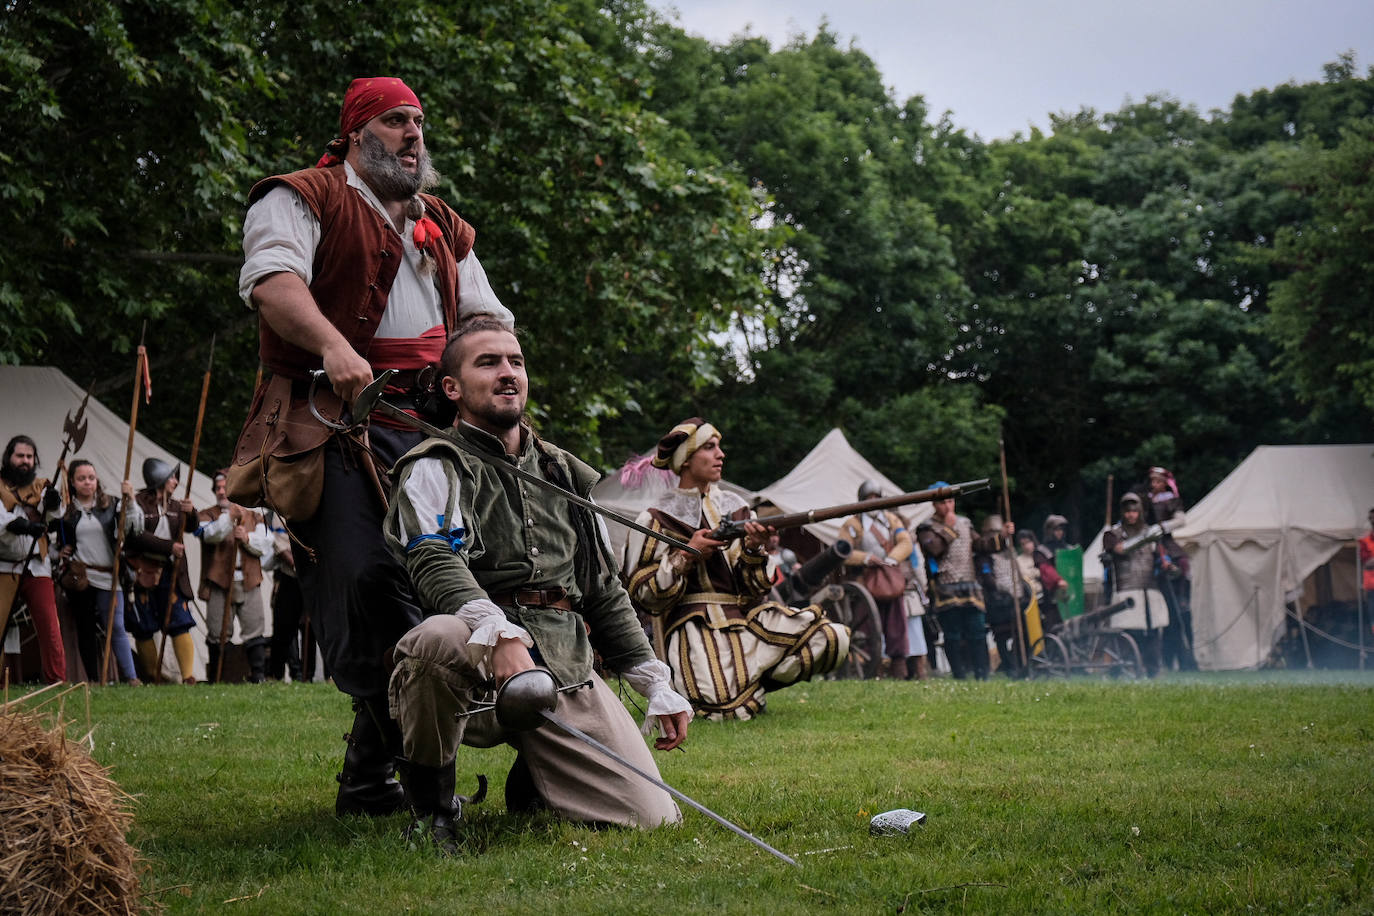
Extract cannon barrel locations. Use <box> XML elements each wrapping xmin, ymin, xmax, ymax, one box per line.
<box><xmin>785</xmin><ymin>539</ymin><xmax>854</xmax><ymax>600</ymax></box>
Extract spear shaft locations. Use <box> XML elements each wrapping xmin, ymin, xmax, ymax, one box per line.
<box><xmin>156</xmin><ymin>337</ymin><xmax>215</xmax><ymax>684</ymax></box>
<box><xmin>999</xmin><ymin>436</ymin><xmax>1026</xmax><ymax>671</ymax></box>
<box><xmin>101</xmin><ymin>347</ymin><xmax>147</xmax><ymax>683</ymax></box>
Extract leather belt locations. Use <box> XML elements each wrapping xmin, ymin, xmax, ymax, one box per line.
<box><xmin>490</xmin><ymin>587</ymin><xmax>571</xmax><ymax>611</ymax></box>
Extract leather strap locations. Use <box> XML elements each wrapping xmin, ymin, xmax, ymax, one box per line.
<box><xmin>488</xmin><ymin>587</ymin><xmax>571</xmax><ymax>611</ymax></box>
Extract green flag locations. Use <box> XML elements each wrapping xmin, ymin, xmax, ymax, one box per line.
<box><xmin>1055</xmin><ymin>546</ymin><xmax>1085</xmax><ymax>619</ymax></box>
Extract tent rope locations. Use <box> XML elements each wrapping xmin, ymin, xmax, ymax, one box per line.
<box><xmin>1282</xmin><ymin>603</ymin><xmax>1372</xmax><ymax>653</ymax></box>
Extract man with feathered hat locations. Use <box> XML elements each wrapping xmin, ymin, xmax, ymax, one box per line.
<box><xmin>625</xmin><ymin>419</ymin><xmax>849</xmax><ymax>720</ymax></box>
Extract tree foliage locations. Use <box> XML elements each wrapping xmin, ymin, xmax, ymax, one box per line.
<box><xmin>1267</xmin><ymin>118</ymin><xmax>1374</xmax><ymax>414</ymax></box>
<box><xmin>3</xmin><ymin>3</ymin><xmax>1372</xmax><ymax>532</ymax></box>
<box><xmin>0</xmin><ymin>0</ymin><xmax>768</xmax><ymax>466</ymax></box>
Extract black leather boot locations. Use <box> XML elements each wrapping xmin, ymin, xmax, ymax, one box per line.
<box><xmin>396</xmin><ymin>759</ymin><xmax>488</xmax><ymax>856</ymax></box>
<box><xmin>945</xmin><ymin>638</ymin><xmax>968</xmax><ymax>679</ymax></box>
<box><xmin>971</xmin><ymin>634</ymin><xmax>991</xmax><ymax>681</ymax></box>
<box><xmin>205</xmin><ymin>643</ymin><xmax>221</xmax><ymax>684</ymax></box>
<box><xmin>335</xmin><ymin>697</ymin><xmax>406</xmax><ymax>817</ymax></box>
<box><xmin>246</xmin><ymin>638</ymin><xmax>268</xmax><ymax>684</ymax></box>
<box><xmin>504</xmin><ymin>754</ymin><xmax>547</xmax><ymax>814</ymax></box>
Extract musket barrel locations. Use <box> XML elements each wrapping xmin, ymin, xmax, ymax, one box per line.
<box><xmin>762</xmin><ymin>478</ymin><xmax>991</xmax><ymax>532</ymax></box>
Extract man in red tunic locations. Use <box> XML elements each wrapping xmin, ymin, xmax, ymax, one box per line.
<box><xmin>0</xmin><ymin>435</ymin><xmax>66</xmax><ymax>683</ymax></box>
<box><xmin>235</xmin><ymin>77</ymin><xmax>513</xmax><ymax>816</ymax></box>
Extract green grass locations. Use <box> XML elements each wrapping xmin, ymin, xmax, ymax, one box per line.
<box><xmin>21</xmin><ymin>671</ymin><xmax>1374</xmax><ymax>914</ymax></box>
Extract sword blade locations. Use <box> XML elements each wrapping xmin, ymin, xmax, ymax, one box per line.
<box><xmin>538</xmin><ymin>709</ymin><xmax>799</xmax><ymax>868</ymax></box>
<box><xmin>351</xmin><ymin>374</ymin><xmax>698</xmax><ymax>556</ymax></box>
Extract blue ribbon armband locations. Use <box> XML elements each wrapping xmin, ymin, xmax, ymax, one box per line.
<box><xmin>406</xmin><ymin>527</ymin><xmax>467</xmax><ymax>554</ymax></box>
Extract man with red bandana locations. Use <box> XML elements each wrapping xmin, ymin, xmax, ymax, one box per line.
<box><xmin>235</xmin><ymin>77</ymin><xmax>513</xmax><ymax>817</ymax></box>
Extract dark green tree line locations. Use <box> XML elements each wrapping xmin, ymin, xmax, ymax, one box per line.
<box><xmin>4</xmin><ymin>2</ymin><xmax>1372</xmax><ymax>533</ymax></box>
<box><xmin>1</xmin><ymin>0</ymin><xmax>769</xmax><ymax>467</ymax></box>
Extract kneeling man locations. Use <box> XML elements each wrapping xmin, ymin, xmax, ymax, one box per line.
<box><xmin>625</xmin><ymin>419</ymin><xmax>849</xmax><ymax>720</ymax></box>
<box><xmin>384</xmin><ymin>317</ymin><xmax>689</xmax><ymax>853</ymax></box>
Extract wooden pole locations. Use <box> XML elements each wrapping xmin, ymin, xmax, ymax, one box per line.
<box><xmin>155</xmin><ymin>336</ymin><xmax>214</xmax><ymax>684</ymax></box>
<box><xmin>998</xmin><ymin>437</ymin><xmax>1027</xmax><ymax>671</ymax></box>
<box><xmin>100</xmin><ymin>347</ymin><xmax>146</xmax><ymax>684</ymax></box>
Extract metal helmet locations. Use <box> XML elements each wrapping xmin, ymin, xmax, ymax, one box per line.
<box><xmin>857</xmin><ymin>479</ymin><xmax>884</xmax><ymax>501</ymax></box>
<box><xmin>1119</xmin><ymin>491</ymin><xmax>1144</xmax><ymax>509</ymax></box>
<box><xmin>142</xmin><ymin>457</ymin><xmax>180</xmax><ymax>491</ymax></box>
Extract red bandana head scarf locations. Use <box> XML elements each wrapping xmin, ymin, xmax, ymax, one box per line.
<box><xmin>316</xmin><ymin>77</ymin><xmax>423</xmax><ymax>169</ymax></box>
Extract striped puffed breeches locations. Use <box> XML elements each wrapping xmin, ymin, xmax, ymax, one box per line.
<box><xmin>665</xmin><ymin>601</ymin><xmax>849</xmax><ymax>721</ymax></box>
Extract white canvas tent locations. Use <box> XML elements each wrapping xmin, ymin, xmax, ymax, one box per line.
<box><xmin>756</xmin><ymin>428</ymin><xmax>931</xmax><ymax>544</ymax></box>
<box><xmin>1172</xmin><ymin>444</ymin><xmax>1374</xmax><ymax>670</ymax></box>
<box><xmin>1</xmin><ymin>365</ymin><xmax>220</xmax><ymax>681</ymax></box>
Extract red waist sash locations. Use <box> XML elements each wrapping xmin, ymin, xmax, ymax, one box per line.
<box><xmin>367</xmin><ymin>325</ymin><xmax>445</xmax><ymax>429</ymax></box>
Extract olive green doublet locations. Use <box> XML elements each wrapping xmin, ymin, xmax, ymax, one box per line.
<box><xmin>383</xmin><ymin>425</ymin><xmax>655</xmax><ymax>687</ymax></box>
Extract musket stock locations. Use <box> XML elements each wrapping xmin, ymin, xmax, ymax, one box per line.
<box><xmin>709</xmin><ymin>478</ymin><xmax>991</xmax><ymax>542</ymax></box>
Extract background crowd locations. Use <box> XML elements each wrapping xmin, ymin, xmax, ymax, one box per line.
<box><xmin>1</xmin><ymin>425</ymin><xmax>1198</xmax><ymax>687</ymax></box>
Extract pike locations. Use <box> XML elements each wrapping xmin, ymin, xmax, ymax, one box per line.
<box><xmin>329</xmin><ymin>370</ymin><xmax>700</xmax><ymax>556</ymax></box>
<box><xmin>999</xmin><ymin>434</ymin><xmax>1028</xmax><ymax>669</ymax></box>
<box><xmin>101</xmin><ymin>330</ymin><xmax>148</xmax><ymax>683</ymax></box>
<box><xmin>708</xmin><ymin>479</ymin><xmax>992</xmax><ymax>542</ymax></box>
<box><xmin>1113</xmin><ymin>518</ymin><xmax>1182</xmax><ymax>554</ymax></box>
<box><xmin>156</xmin><ymin>335</ymin><xmax>215</xmax><ymax>683</ymax></box>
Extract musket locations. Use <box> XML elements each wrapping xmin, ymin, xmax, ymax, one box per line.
<box><xmin>16</xmin><ymin>381</ymin><xmax>93</xmax><ymax>576</ymax></box>
<box><xmin>1113</xmin><ymin>519</ymin><xmax>1181</xmax><ymax>555</ymax></box>
<box><xmin>708</xmin><ymin>479</ymin><xmax>992</xmax><ymax>543</ymax></box>
<box><xmin>101</xmin><ymin>333</ymin><xmax>147</xmax><ymax>683</ymax></box>
<box><xmin>336</xmin><ymin>370</ymin><xmax>699</xmax><ymax>556</ymax></box>
<box><xmin>156</xmin><ymin>334</ymin><xmax>215</xmax><ymax>683</ymax></box>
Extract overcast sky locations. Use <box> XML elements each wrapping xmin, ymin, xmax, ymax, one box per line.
<box><xmin>651</xmin><ymin>0</ymin><xmax>1374</xmax><ymax>139</ymax></box>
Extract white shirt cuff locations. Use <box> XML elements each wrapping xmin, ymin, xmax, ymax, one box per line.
<box><xmin>620</xmin><ymin>657</ymin><xmax>692</xmax><ymax>727</ymax></box>
<box><xmin>459</xmin><ymin>598</ymin><xmax>534</xmax><ymax>670</ymax></box>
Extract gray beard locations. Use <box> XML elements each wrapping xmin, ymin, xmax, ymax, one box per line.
<box><xmin>357</xmin><ymin>129</ymin><xmax>439</xmax><ymax>201</ymax></box>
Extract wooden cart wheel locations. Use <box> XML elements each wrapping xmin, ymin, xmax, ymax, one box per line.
<box><xmin>825</xmin><ymin>583</ymin><xmax>884</xmax><ymax>680</ymax></box>
<box><xmin>1102</xmin><ymin>631</ymin><xmax>1145</xmax><ymax>679</ymax></box>
<box><xmin>1028</xmin><ymin>632</ymin><xmax>1071</xmax><ymax>679</ymax></box>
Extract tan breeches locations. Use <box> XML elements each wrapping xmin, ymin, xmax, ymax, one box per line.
<box><xmin>388</xmin><ymin>615</ymin><xmax>681</xmax><ymax>829</ymax></box>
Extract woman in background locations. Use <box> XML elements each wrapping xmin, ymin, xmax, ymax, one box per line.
<box><xmin>59</xmin><ymin>459</ymin><xmax>142</xmax><ymax>685</ymax></box>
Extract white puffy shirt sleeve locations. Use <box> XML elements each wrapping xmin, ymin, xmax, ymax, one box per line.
<box><xmin>619</xmin><ymin>657</ymin><xmax>692</xmax><ymax>721</ymax></box>
<box><xmin>398</xmin><ymin>457</ymin><xmax>533</xmax><ymax>668</ymax></box>
<box><xmin>457</xmin><ymin>251</ymin><xmax>514</xmax><ymax>328</ymax></box>
<box><xmin>239</xmin><ymin>185</ymin><xmax>320</xmax><ymax>307</ymax></box>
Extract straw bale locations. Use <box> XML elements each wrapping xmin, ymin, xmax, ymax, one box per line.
<box><xmin>0</xmin><ymin>706</ymin><xmax>144</xmax><ymax>915</ymax></box>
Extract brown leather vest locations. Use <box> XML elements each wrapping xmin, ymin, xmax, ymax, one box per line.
<box><xmin>127</xmin><ymin>488</ymin><xmax>195</xmax><ymax>598</ymax></box>
<box><xmin>246</xmin><ymin>165</ymin><xmax>476</xmax><ymax>377</ymax></box>
<box><xmin>196</xmin><ymin>504</ymin><xmax>264</xmax><ymax>596</ymax></box>
<box><xmin>1</xmin><ymin>477</ymin><xmax>49</xmax><ymax>561</ymax></box>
